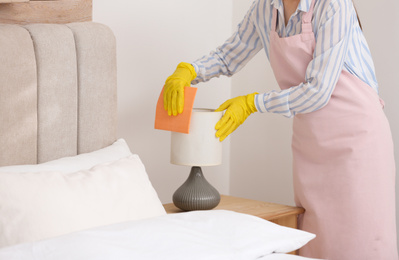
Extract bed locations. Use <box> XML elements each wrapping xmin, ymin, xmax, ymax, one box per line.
<box><xmin>0</xmin><ymin>22</ymin><xmax>323</xmax><ymax>260</ymax></box>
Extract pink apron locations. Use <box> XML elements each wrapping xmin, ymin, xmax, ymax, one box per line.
<box><xmin>269</xmin><ymin>1</ymin><xmax>398</xmax><ymax>259</ymax></box>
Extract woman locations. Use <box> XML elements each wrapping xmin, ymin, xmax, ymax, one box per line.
<box><xmin>163</xmin><ymin>0</ymin><xmax>398</xmax><ymax>259</ymax></box>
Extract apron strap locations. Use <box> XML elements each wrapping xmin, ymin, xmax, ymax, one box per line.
<box><xmin>302</xmin><ymin>0</ymin><xmax>316</xmax><ymax>23</ymax></box>
<box><xmin>302</xmin><ymin>0</ymin><xmax>316</xmax><ymax>33</ymax></box>
<box><xmin>271</xmin><ymin>7</ymin><xmax>278</xmax><ymax>32</ymax></box>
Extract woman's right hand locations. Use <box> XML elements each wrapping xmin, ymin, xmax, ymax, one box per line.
<box><xmin>164</xmin><ymin>62</ymin><xmax>197</xmax><ymax>116</ymax></box>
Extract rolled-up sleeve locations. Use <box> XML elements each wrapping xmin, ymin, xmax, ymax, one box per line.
<box><xmin>192</xmin><ymin>0</ymin><xmax>263</xmax><ymax>85</ymax></box>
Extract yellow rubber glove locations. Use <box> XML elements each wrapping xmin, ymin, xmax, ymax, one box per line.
<box><xmin>164</xmin><ymin>62</ymin><xmax>197</xmax><ymax>116</ymax></box>
<box><xmin>215</xmin><ymin>92</ymin><xmax>258</xmax><ymax>142</ymax></box>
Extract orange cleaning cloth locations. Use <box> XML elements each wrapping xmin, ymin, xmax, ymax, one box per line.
<box><xmin>154</xmin><ymin>86</ymin><xmax>197</xmax><ymax>134</ymax></box>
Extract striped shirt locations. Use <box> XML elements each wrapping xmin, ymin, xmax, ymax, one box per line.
<box><xmin>191</xmin><ymin>0</ymin><xmax>378</xmax><ymax>117</ymax></box>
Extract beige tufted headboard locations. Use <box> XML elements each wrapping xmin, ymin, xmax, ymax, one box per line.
<box><xmin>0</xmin><ymin>22</ymin><xmax>117</xmax><ymax>166</ymax></box>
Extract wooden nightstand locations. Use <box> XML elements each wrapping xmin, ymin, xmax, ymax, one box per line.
<box><xmin>163</xmin><ymin>195</ymin><xmax>304</xmax><ymax>229</ymax></box>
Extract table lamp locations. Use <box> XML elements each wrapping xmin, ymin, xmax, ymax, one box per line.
<box><xmin>171</xmin><ymin>108</ymin><xmax>223</xmax><ymax>211</ymax></box>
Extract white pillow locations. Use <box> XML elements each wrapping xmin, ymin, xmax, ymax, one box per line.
<box><xmin>0</xmin><ymin>138</ymin><xmax>132</xmax><ymax>173</ymax></box>
<box><xmin>0</xmin><ymin>155</ymin><xmax>166</xmax><ymax>248</ymax></box>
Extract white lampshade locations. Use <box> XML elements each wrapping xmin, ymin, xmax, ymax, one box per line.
<box><xmin>171</xmin><ymin>108</ymin><xmax>223</xmax><ymax>166</ymax></box>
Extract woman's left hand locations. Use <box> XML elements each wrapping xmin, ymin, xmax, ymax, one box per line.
<box><xmin>215</xmin><ymin>92</ymin><xmax>258</xmax><ymax>142</ymax></box>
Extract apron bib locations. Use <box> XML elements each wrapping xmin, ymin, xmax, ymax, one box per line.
<box><xmin>269</xmin><ymin>1</ymin><xmax>398</xmax><ymax>259</ymax></box>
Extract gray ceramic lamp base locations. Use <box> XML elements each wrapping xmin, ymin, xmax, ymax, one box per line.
<box><xmin>173</xmin><ymin>166</ymin><xmax>221</xmax><ymax>211</ymax></box>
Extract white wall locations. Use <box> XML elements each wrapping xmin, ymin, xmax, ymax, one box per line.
<box><xmin>93</xmin><ymin>0</ymin><xmax>233</xmax><ymax>203</ymax></box>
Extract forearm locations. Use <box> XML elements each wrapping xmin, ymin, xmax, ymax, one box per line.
<box><xmin>191</xmin><ymin>1</ymin><xmax>262</xmax><ymax>85</ymax></box>
<box><xmin>191</xmin><ymin>50</ymin><xmax>234</xmax><ymax>85</ymax></box>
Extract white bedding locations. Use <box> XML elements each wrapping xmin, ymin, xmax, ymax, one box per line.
<box><xmin>0</xmin><ymin>210</ymin><xmax>321</xmax><ymax>260</ymax></box>
<box><xmin>259</xmin><ymin>254</ymin><xmax>323</xmax><ymax>260</ymax></box>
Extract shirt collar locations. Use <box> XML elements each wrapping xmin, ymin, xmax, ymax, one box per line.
<box><xmin>271</xmin><ymin>0</ymin><xmax>312</xmax><ymax>13</ymax></box>
<box><xmin>297</xmin><ymin>0</ymin><xmax>312</xmax><ymax>12</ymax></box>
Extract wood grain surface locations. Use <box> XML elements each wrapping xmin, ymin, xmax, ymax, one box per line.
<box><xmin>164</xmin><ymin>195</ymin><xmax>304</xmax><ymax>223</ymax></box>
<box><xmin>0</xmin><ymin>0</ymin><xmax>29</xmax><ymax>3</ymax></box>
<box><xmin>0</xmin><ymin>0</ymin><xmax>92</xmax><ymax>24</ymax></box>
